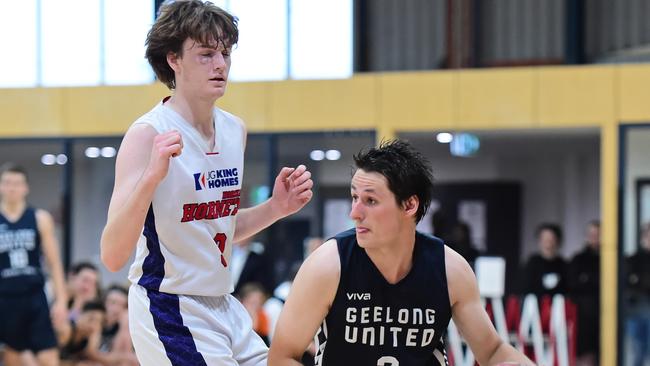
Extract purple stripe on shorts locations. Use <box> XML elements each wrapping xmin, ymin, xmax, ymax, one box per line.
<box><xmin>146</xmin><ymin>290</ymin><xmax>207</xmax><ymax>366</ymax></box>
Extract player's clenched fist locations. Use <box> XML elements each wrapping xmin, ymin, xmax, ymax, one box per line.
<box><xmin>146</xmin><ymin>130</ymin><xmax>183</xmax><ymax>182</ymax></box>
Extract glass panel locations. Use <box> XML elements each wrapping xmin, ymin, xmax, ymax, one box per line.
<box><xmin>621</xmin><ymin>125</ymin><xmax>650</xmax><ymax>366</ymax></box>
<box><xmin>41</xmin><ymin>0</ymin><xmax>101</xmax><ymax>86</ymax></box>
<box><xmin>0</xmin><ymin>0</ymin><xmax>38</xmax><ymax>87</ymax></box>
<box><xmin>104</xmin><ymin>0</ymin><xmax>155</xmax><ymax>85</ymax></box>
<box><xmin>228</xmin><ymin>0</ymin><xmax>288</xmax><ymax>81</ymax></box>
<box><xmin>289</xmin><ymin>0</ymin><xmax>353</xmax><ymax>79</ymax></box>
<box><xmin>70</xmin><ymin>137</ymin><xmax>122</xmax><ymax>285</ymax></box>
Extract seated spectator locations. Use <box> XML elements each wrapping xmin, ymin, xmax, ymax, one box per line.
<box><xmin>238</xmin><ymin>282</ymin><xmax>270</xmax><ymax>346</ymax></box>
<box><xmin>67</xmin><ymin>262</ymin><xmax>100</xmax><ymax>321</ymax></box>
<box><xmin>57</xmin><ymin>300</ymin><xmax>138</xmax><ymax>366</ymax></box>
<box><xmin>522</xmin><ymin>223</ymin><xmax>567</xmax><ymax>296</ymax></box>
<box><xmin>447</xmin><ymin>221</ymin><xmax>481</xmax><ymax>268</ymax></box>
<box><xmin>57</xmin><ymin>301</ymin><xmax>105</xmax><ymax>365</ymax></box>
<box><xmin>101</xmin><ymin>285</ymin><xmax>135</xmax><ymax>360</ymax></box>
<box><xmin>231</xmin><ymin>236</ymin><xmax>275</xmax><ymax>295</ymax></box>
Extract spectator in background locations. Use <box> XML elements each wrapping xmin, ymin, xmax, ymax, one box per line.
<box><xmin>447</xmin><ymin>221</ymin><xmax>481</xmax><ymax>268</ymax></box>
<box><xmin>100</xmin><ymin>284</ymin><xmax>136</xmax><ymax>364</ymax></box>
<box><xmin>57</xmin><ymin>300</ymin><xmax>138</xmax><ymax>366</ymax></box>
<box><xmin>67</xmin><ymin>262</ymin><xmax>100</xmax><ymax>321</ymax></box>
<box><xmin>568</xmin><ymin>220</ymin><xmax>601</xmax><ymax>366</ymax></box>
<box><xmin>231</xmin><ymin>235</ymin><xmax>275</xmax><ymax>295</ymax></box>
<box><xmin>238</xmin><ymin>283</ymin><xmax>271</xmax><ymax>346</ymax></box>
<box><xmin>523</xmin><ymin>223</ymin><xmax>567</xmax><ymax>296</ymax></box>
<box><xmin>430</xmin><ymin>209</ymin><xmax>452</xmax><ymax>243</ymax></box>
<box><xmin>57</xmin><ymin>301</ymin><xmax>105</xmax><ymax>365</ymax></box>
<box><xmin>625</xmin><ymin>222</ymin><xmax>650</xmax><ymax>366</ymax></box>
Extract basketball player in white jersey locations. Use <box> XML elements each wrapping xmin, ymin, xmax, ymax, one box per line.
<box><xmin>100</xmin><ymin>1</ymin><xmax>312</xmax><ymax>365</ymax></box>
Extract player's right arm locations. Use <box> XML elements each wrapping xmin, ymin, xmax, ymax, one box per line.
<box><xmin>100</xmin><ymin>124</ymin><xmax>182</xmax><ymax>272</ymax></box>
<box><xmin>268</xmin><ymin>239</ymin><xmax>340</xmax><ymax>366</ymax></box>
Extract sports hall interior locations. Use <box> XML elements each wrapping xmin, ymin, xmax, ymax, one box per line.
<box><xmin>1</xmin><ymin>1</ymin><xmax>650</xmax><ymax>365</ymax></box>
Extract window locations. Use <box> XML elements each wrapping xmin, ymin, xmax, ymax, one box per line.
<box><xmin>290</xmin><ymin>0</ymin><xmax>353</xmax><ymax>79</ymax></box>
<box><xmin>41</xmin><ymin>0</ymin><xmax>102</xmax><ymax>86</ymax></box>
<box><xmin>104</xmin><ymin>0</ymin><xmax>155</xmax><ymax>85</ymax></box>
<box><xmin>0</xmin><ymin>0</ymin><xmax>38</xmax><ymax>87</ymax></box>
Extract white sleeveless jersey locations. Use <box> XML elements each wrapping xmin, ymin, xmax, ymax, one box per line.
<box><xmin>128</xmin><ymin>101</ymin><xmax>244</xmax><ymax>297</ymax></box>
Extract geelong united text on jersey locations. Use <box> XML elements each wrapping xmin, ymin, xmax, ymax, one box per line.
<box><xmin>343</xmin><ymin>303</ymin><xmax>439</xmax><ymax>348</ymax></box>
<box><xmin>181</xmin><ymin>188</ymin><xmax>241</xmax><ymax>223</ymax></box>
<box><xmin>316</xmin><ymin>229</ymin><xmax>451</xmax><ymax>366</ymax></box>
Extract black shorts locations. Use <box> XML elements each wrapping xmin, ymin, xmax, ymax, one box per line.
<box><xmin>0</xmin><ymin>289</ymin><xmax>58</xmax><ymax>352</ymax></box>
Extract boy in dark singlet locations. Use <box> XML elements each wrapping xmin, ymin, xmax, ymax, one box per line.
<box><xmin>269</xmin><ymin>140</ymin><xmax>533</xmax><ymax>366</ymax></box>
<box><xmin>0</xmin><ymin>163</ymin><xmax>68</xmax><ymax>366</ymax></box>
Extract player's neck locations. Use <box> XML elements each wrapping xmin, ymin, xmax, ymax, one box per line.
<box><xmin>366</xmin><ymin>232</ymin><xmax>416</xmax><ymax>284</ymax></box>
<box><xmin>166</xmin><ymin>94</ymin><xmax>215</xmax><ymax>131</ymax></box>
<box><xmin>0</xmin><ymin>200</ymin><xmax>26</xmax><ymax>220</ymax></box>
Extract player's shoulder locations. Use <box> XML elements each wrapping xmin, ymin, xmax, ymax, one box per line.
<box><xmin>34</xmin><ymin>208</ymin><xmax>54</xmax><ymax>228</ymax></box>
<box><xmin>301</xmin><ymin>238</ymin><xmax>340</xmax><ymax>278</ymax></box>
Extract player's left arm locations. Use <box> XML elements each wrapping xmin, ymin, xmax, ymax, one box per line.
<box><xmin>234</xmin><ymin>164</ymin><xmax>313</xmax><ymax>243</ymax></box>
<box><xmin>37</xmin><ymin>209</ymin><xmax>69</xmax><ymax>326</ymax></box>
<box><xmin>446</xmin><ymin>246</ymin><xmax>535</xmax><ymax>365</ymax></box>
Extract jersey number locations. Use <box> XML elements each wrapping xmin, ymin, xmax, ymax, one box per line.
<box><xmin>213</xmin><ymin>233</ymin><xmax>228</xmax><ymax>267</ymax></box>
<box><xmin>9</xmin><ymin>249</ymin><xmax>28</xmax><ymax>269</ymax></box>
<box><xmin>377</xmin><ymin>356</ymin><xmax>399</xmax><ymax>366</ymax></box>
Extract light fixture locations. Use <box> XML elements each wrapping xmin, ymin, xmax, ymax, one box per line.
<box><xmin>310</xmin><ymin>150</ymin><xmax>325</xmax><ymax>161</ymax></box>
<box><xmin>85</xmin><ymin>147</ymin><xmax>100</xmax><ymax>158</ymax></box>
<box><xmin>450</xmin><ymin>133</ymin><xmax>480</xmax><ymax>157</ymax></box>
<box><xmin>436</xmin><ymin>132</ymin><xmax>453</xmax><ymax>144</ymax></box>
<box><xmin>325</xmin><ymin>149</ymin><xmax>341</xmax><ymax>160</ymax></box>
<box><xmin>56</xmin><ymin>154</ymin><xmax>68</xmax><ymax>165</ymax></box>
<box><xmin>41</xmin><ymin>154</ymin><xmax>56</xmax><ymax>166</ymax></box>
<box><xmin>101</xmin><ymin>147</ymin><xmax>117</xmax><ymax>158</ymax></box>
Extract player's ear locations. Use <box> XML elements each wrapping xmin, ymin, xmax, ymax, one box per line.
<box><xmin>167</xmin><ymin>51</ymin><xmax>181</xmax><ymax>73</ymax></box>
<box><xmin>403</xmin><ymin>195</ymin><xmax>419</xmax><ymax>217</ymax></box>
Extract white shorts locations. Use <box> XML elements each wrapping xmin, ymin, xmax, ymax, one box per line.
<box><xmin>129</xmin><ymin>284</ymin><xmax>267</xmax><ymax>366</ymax></box>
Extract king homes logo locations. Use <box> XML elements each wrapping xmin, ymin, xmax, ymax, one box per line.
<box><xmin>193</xmin><ymin>167</ymin><xmax>239</xmax><ymax>191</ymax></box>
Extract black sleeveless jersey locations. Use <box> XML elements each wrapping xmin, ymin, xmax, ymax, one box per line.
<box><xmin>315</xmin><ymin>229</ymin><xmax>451</xmax><ymax>366</ymax></box>
<box><xmin>0</xmin><ymin>207</ymin><xmax>44</xmax><ymax>294</ymax></box>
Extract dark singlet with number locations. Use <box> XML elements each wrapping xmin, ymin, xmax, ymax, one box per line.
<box><xmin>0</xmin><ymin>207</ymin><xmax>44</xmax><ymax>294</ymax></box>
<box><xmin>314</xmin><ymin>229</ymin><xmax>451</xmax><ymax>366</ymax></box>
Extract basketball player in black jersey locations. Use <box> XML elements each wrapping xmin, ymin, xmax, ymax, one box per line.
<box><xmin>269</xmin><ymin>140</ymin><xmax>533</xmax><ymax>366</ymax></box>
<box><xmin>0</xmin><ymin>163</ymin><xmax>68</xmax><ymax>366</ymax></box>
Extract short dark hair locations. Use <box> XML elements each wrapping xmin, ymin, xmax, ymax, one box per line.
<box><xmin>353</xmin><ymin>139</ymin><xmax>434</xmax><ymax>223</ymax></box>
<box><xmin>82</xmin><ymin>301</ymin><xmax>106</xmax><ymax>313</ymax></box>
<box><xmin>535</xmin><ymin>223</ymin><xmax>563</xmax><ymax>244</ymax></box>
<box><xmin>70</xmin><ymin>261</ymin><xmax>98</xmax><ymax>275</ymax></box>
<box><xmin>146</xmin><ymin>0</ymin><xmax>239</xmax><ymax>89</ymax></box>
<box><xmin>0</xmin><ymin>163</ymin><xmax>28</xmax><ymax>182</ymax></box>
<box><xmin>105</xmin><ymin>284</ymin><xmax>128</xmax><ymax>297</ymax></box>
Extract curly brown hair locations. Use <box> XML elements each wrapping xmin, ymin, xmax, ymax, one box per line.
<box><xmin>145</xmin><ymin>0</ymin><xmax>238</xmax><ymax>89</ymax></box>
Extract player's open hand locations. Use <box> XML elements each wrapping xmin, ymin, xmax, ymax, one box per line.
<box><xmin>270</xmin><ymin>164</ymin><xmax>313</xmax><ymax>218</ymax></box>
<box><xmin>146</xmin><ymin>130</ymin><xmax>183</xmax><ymax>182</ymax></box>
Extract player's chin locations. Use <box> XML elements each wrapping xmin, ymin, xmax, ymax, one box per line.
<box><xmin>207</xmin><ymin>86</ymin><xmax>226</xmax><ymax>99</ymax></box>
<box><xmin>355</xmin><ymin>234</ymin><xmax>372</xmax><ymax>248</ymax></box>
